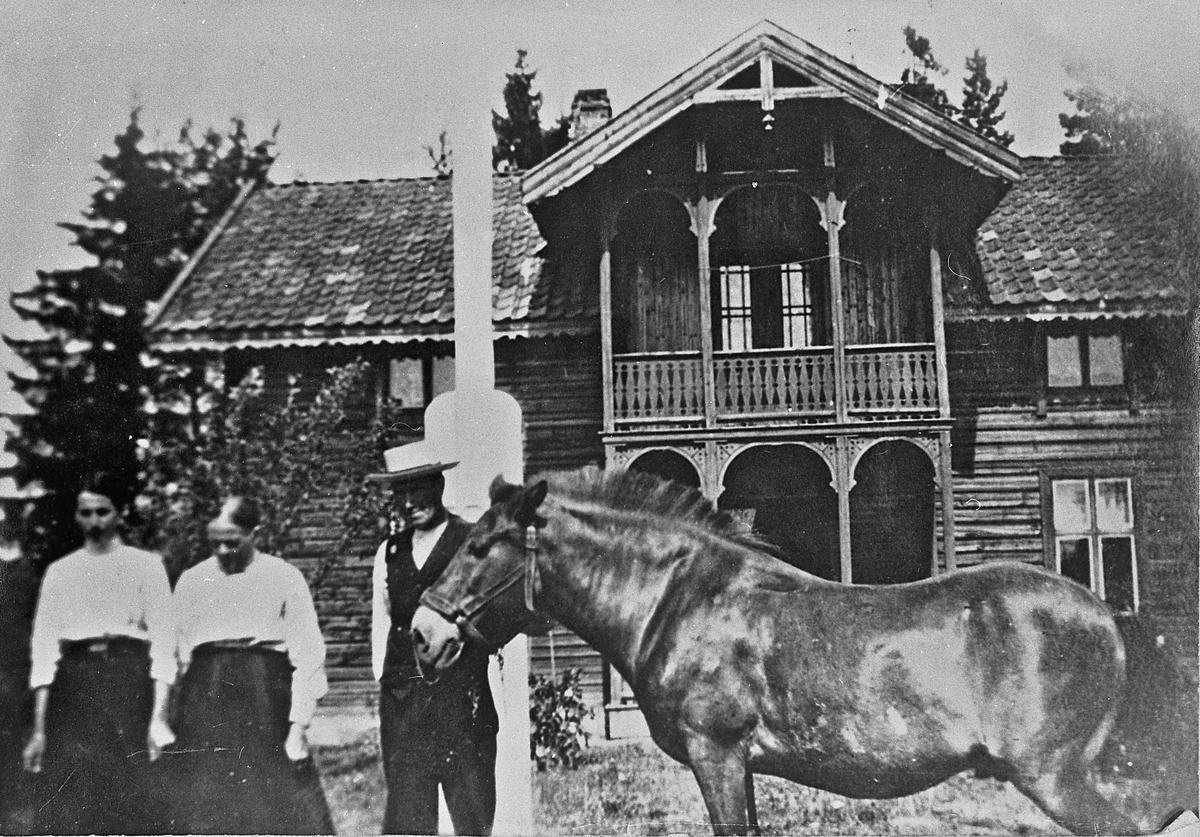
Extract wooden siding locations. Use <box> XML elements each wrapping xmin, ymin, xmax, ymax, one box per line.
<box><xmin>495</xmin><ymin>335</ymin><xmax>610</xmax><ymax>720</ymax></box>
<box><xmin>610</xmin><ymin>193</ymin><xmax>700</xmax><ymax>354</ymax></box>
<box><xmin>495</xmin><ymin>334</ymin><xmax>605</xmax><ymax>476</ymax></box>
<box><xmin>947</xmin><ymin>406</ymin><xmax>1197</xmax><ymax>659</ymax></box>
<box><xmin>204</xmin><ymin>315</ymin><xmax>1194</xmax><ymax>701</ymax></box>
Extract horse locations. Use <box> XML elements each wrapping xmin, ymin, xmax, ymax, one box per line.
<box><xmin>412</xmin><ymin>468</ymin><xmax>1190</xmax><ymax>835</ymax></box>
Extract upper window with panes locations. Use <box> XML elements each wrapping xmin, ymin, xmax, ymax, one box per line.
<box><xmin>1044</xmin><ymin>324</ymin><xmax>1125</xmax><ymax>400</ymax></box>
<box><xmin>1049</xmin><ymin>477</ymin><xmax>1138</xmax><ymax>612</ymax></box>
<box><xmin>717</xmin><ymin>262</ymin><xmax>828</xmax><ymax>352</ymax></box>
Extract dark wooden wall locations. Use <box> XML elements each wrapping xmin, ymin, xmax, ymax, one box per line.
<box><xmin>945</xmin><ymin>318</ymin><xmax>1197</xmax><ymax>660</ymax></box>
<box><xmin>495</xmin><ymin>335</ymin><xmax>608</xmax><ymax>719</ymax></box>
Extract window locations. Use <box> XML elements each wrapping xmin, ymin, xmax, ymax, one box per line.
<box><xmin>717</xmin><ymin>262</ymin><xmax>823</xmax><ymax>351</ymax></box>
<box><xmin>384</xmin><ymin>356</ymin><xmax>455</xmax><ymax>408</ymax></box>
<box><xmin>781</xmin><ymin>263</ymin><xmax>816</xmax><ymax>347</ymax></box>
<box><xmin>1049</xmin><ymin>477</ymin><xmax>1138</xmax><ymax>612</ymax></box>
<box><xmin>1046</xmin><ymin>327</ymin><xmax>1125</xmax><ymax>390</ymax></box>
<box><xmin>719</xmin><ymin>265</ymin><xmax>753</xmax><ymax>351</ymax></box>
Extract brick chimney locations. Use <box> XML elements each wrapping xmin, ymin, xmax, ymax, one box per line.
<box><xmin>568</xmin><ymin>88</ymin><xmax>612</xmax><ymax>141</ymax></box>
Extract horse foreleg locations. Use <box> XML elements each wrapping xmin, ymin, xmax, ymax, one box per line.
<box><xmin>686</xmin><ymin>739</ymin><xmax>749</xmax><ymax>836</ymax></box>
<box><xmin>745</xmin><ymin>771</ymin><xmax>761</xmax><ymax>837</ymax></box>
<box><xmin>1014</xmin><ymin>763</ymin><xmax>1140</xmax><ymax>836</ymax></box>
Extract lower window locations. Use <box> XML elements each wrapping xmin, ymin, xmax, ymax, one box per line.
<box><xmin>1049</xmin><ymin>477</ymin><xmax>1138</xmax><ymax>612</ymax></box>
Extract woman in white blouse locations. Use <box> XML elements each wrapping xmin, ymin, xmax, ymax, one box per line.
<box><xmin>170</xmin><ymin>495</ymin><xmax>333</xmax><ymax>834</ymax></box>
<box><xmin>22</xmin><ymin>472</ymin><xmax>176</xmax><ymax>835</ymax></box>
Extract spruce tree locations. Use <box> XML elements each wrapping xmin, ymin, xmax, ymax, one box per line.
<box><xmin>1059</xmin><ymin>87</ymin><xmax>1168</xmax><ymax>157</ymax></box>
<box><xmin>6</xmin><ymin>110</ymin><xmax>275</xmax><ymax>561</ymax></box>
<box><xmin>900</xmin><ymin>26</ymin><xmax>958</xmax><ymax>119</ymax></box>
<box><xmin>960</xmin><ymin>49</ymin><xmax>1014</xmax><ymax>148</ymax></box>
<box><xmin>897</xmin><ymin>29</ymin><xmax>1014</xmax><ymax>147</ymax></box>
<box><xmin>492</xmin><ymin>49</ymin><xmax>568</xmax><ymax>172</ymax></box>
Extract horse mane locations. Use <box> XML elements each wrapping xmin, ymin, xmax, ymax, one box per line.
<box><xmin>538</xmin><ymin>466</ymin><xmax>779</xmax><ymax>556</ymax></box>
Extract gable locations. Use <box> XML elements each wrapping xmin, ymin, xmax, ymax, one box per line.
<box><xmin>522</xmin><ymin>20</ymin><xmax>1022</xmax><ymax>203</ymax></box>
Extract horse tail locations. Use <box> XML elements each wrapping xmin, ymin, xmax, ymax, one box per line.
<box><xmin>1101</xmin><ymin>613</ymin><xmax>1198</xmax><ymax>814</ymax></box>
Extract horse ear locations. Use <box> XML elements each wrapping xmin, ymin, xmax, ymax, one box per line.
<box><xmin>489</xmin><ymin>474</ymin><xmax>519</xmax><ymax>504</ymax></box>
<box><xmin>515</xmin><ymin>480</ymin><xmax>549</xmax><ymax>524</ymax></box>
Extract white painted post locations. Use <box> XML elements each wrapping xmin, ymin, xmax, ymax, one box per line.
<box><xmin>422</xmin><ymin>47</ymin><xmax>533</xmax><ymax>837</ymax></box>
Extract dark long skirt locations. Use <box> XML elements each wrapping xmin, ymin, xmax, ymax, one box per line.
<box><xmin>0</xmin><ymin>667</ymin><xmax>32</xmax><ymax>834</ymax></box>
<box><xmin>169</xmin><ymin>644</ymin><xmax>334</xmax><ymax>835</ymax></box>
<box><xmin>0</xmin><ymin>557</ymin><xmax>36</xmax><ymax>834</ymax></box>
<box><xmin>31</xmin><ymin>637</ymin><xmax>169</xmax><ymax>835</ymax></box>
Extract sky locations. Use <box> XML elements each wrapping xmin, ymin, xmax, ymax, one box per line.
<box><xmin>1</xmin><ymin>0</ymin><xmax>1198</xmax><ymax>389</ymax></box>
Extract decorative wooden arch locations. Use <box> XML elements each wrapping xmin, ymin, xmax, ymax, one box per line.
<box><xmin>846</xmin><ymin>435</ymin><xmax>942</xmax><ymax>491</ymax></box>
<box><xmin>716</xmin><ymin>439</ymin><xmax>838</xmax><ymax>492</ymax></box>
<box><xmin>602</xmin><ymin>184</ymin><xmax>695</xmax><ymax>245</ymax></box>
<box><xmin>612</xmin><ymin>444</ymin><xmax>706</xmax><ymax>485</ymax></box>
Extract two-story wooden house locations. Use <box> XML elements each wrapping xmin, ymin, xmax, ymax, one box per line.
<box><xmin>149</xmin><ymin>21</ymin><xmax>1196</xmax><ymax>733</ymax></box>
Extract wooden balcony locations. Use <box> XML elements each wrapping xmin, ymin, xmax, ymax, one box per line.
<box><xmin>611</xmin><ymin>344</ymin><xmax>940</xmax><ymax>427</ymax></box>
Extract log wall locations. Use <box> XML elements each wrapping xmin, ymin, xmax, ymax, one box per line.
<box><xmin>495</xmin><ymin>335</ymin><xmax>609</xmax><ymax>723</ymax></box>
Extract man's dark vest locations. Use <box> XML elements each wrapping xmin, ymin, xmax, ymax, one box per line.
<box><xmin>380</xmin><ymin>516</ymin><xmax>492</xmax><ymax>707</ymax></box>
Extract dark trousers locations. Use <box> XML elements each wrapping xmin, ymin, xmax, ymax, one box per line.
<box><xmin>170</xmin><ymin>645</ymin><xmax>334</xmax><ymax>835</ymax></box>
<box><xmin>32</xmin><ymin>638</ymin><xmax>167</xmax><ymax>836</ymax></box>
<box><xmin>379</xmin><ymin>684</ymin><xmax>497</xmax><ymax>836</ymax></box>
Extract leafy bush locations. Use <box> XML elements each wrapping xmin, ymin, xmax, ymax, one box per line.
<box><xmin>529</xmin><ymin>669</ymin><xmax>592</xmax><ymax>770</ymax></box>
<box><xmin>135</xmin><ymin>358</ymin><xmax>386</xmax><ymax>586</ymax></box>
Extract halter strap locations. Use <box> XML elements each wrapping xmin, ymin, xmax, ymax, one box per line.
<box><xmin>523</xmin><ymin>524</ymin><xmax>541</xmax><ymax>611</ymax></box>
<box><xmin>420</xmin><ymin>523</ymin><xmax>544</xmax><ymax>652</ymax></box>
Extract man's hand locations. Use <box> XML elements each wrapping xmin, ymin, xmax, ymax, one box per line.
<box><xmin>147</xmin><ymin>716</ymin><xmax>175</xmax><ymax>762</ymax></box>
<box><xmin>284</xmin><ymin>722</ymin><xmax>309</xmax><ymax>762</ymax></box>
<box><xmin>22</xmin><ymin>731</ymin><xmax>45</xmax><ymax>773</ymax></box>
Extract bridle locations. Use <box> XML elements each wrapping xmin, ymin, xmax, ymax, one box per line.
<box><xmin>419</xmin><ymin>523</ymin><xmax>543</xmax><ymax>653</ymax></box>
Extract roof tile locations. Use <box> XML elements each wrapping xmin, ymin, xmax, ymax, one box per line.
<box><xmin>966</xmin><ymin>156</ymin><xmax>1187</xmax><ymax>318</ymax></box>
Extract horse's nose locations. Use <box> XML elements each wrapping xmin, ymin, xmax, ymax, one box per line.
<box><xmin>411</xmin><ymin>624</ymin><xmax>429</xmax><ymax>654</ymax></box>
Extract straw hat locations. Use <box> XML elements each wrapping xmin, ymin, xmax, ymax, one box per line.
<box><xmin>366</xmin><ymin>440</ymin><xmax>458</xmax><ymax>483</ymax></box>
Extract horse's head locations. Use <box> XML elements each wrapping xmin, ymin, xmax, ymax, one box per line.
<box><xmin>412</xmin><ymin>476</ymin><xmax>553</xmax><ymax>680</ymax></box>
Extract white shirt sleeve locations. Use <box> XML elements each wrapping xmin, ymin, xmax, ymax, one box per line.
<box><xmin>283</xmin><ymin>565</ymin><xmax>328</xmax><ymax>726</ymax></box>
<box><xmin>28</xmin><ymin>563</ymin><xmax>65</xmax><ymax>689</ymax></box>
<box><xmin>172</xmin><ymin>571</ymin><xmax>197</xmax><ymax>677</ymax></box>
<box><xmin>142</xmin><ymin>553</ymin><xmax>177</xmax><ymax>685</ymax></box>
<box><xmin>370</xmin><ymin>540</ymin><xmax>389</xmax><ymax>682</ymax></box>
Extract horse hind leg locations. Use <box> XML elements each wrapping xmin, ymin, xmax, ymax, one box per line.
<box><xmin>1012</xmin><ymin>758</ymin><xmax>1141</xmax><ymax>836</ymax></box>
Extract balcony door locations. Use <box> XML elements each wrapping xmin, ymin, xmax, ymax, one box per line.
<box><xmin>716</xmin><ymin>261</ymin><xmax>827</xmax><ymax>351</ymax></box>
<box><xmin>711</xmin><ymin>184</ymin><xmax>829</xmax><ymax>353</ymax></box>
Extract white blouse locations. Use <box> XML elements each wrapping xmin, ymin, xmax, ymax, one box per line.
<box><xmin>173</xmin><ymin>552</ymin><xmax>328</xmax><ymax>726</ymax></box>
<box><xmin>29</xmin><ymin>542</ymin><xmax>176</xmax><ymax>689</ymax></box>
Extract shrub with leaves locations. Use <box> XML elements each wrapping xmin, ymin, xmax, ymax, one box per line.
<box><xmin>136</xmin><ymin>358</ymin><xmax>385</xmax><ymax>585</ymax></box>
<box><xmin>530</xmin><ymin>668</ymin><xmax>593</xmax><ymax>770</ymax></box>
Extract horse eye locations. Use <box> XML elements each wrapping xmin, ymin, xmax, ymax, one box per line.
<box><xmin>467</xmin><ymin>537</ymin><xmax>492</xmax><ymax>558</ymax></box>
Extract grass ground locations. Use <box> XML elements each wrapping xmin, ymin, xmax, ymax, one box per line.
<box><xmin>313</xmin><ymin>735</ymin><xmax>1171</xmax><ymax>836</ymax></box>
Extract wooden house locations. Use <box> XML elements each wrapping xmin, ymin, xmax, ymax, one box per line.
<box><xmin>149</xmin><ymin>21</ymin><xmax>1196</xmax><ymax>733</ymax></box>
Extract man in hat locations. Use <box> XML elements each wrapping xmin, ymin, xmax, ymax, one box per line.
<box><xmin>369</xmin><ymin>440</ymin><xmax>497</xmax><ymax>836</ymax></box>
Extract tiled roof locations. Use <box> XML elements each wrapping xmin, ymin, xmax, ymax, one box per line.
<box><xmin>152</xmin><ymin>157</ymin><xmax>1188</xmax><ymax>350</ymax></box>
<box><xmin>150</xmin><ymin>175</ymin><xmax>595</xmax><ymax>350</ymax></box>
<box><xmin>957</xmin><ymin>156</ymin><xmax>1190</xmax><ymax>320</ymax></box>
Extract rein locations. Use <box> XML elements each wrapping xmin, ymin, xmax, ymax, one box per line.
<box><xmin>423</xmin><ymin>524</ymin><xmax>542</xmax><ymax>652</ymax></box>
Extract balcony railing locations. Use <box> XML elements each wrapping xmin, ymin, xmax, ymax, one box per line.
<box><xmin>714</xmin><ymin>348</ymin><xmax>834</xmax><ymax>418</ymax></box>
<box><xmin>845</xmin><ymin>344</ymin><xmax>939</xmax><ymax>414</ymax></box>
<box><xmin>612</xmin><ymin>351</ymin><xmax>704</xmax><ymax>422</ymax></box>
<box><xmin>612</xmin><ymin>344</ymin><xmax>938</xmax><ymax>425</ymax></box>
